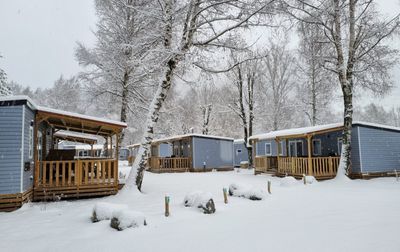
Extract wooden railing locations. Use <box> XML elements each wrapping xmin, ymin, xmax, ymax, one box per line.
<box><xmin>149</xmin><ymin>157</ymin><xmax>191</xmax><ymax>171</ymax></box>
<box><xmin>278</xmin><ymin>156</ymin><xmax>340</xmax><ymax>178</ymax></box>
<box><xmin>255</xmin><ymin>156</ymin><xmax>278</xmax><ymax>173</ymax></box>
<box><xmin>36</xmin><ymin>159</ymin><xmax>118</xmax><ymax>187</ymax></box>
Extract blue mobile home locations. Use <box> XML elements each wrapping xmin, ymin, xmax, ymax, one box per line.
<box><xmin>149</xmin><ymin>134</ymin><xmax>234</xmax><ymax>172</ymax></box>
<box><xmin>233</xmin><ymin>139</ymin><xmax>249</xmax><ymax>167</ymax></box>
<box><xmin>0</xmin><ymin>96</ymin><xmax>126</xmax><ymax>211</ymax></box>
<box><xmin>249</xmin><ymin>122</ymin><xmax>400</xmax><ymax>179</ymax></box>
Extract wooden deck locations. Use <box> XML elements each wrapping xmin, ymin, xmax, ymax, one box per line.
<box><xmin>148</xmin><ymin>157</ymin><xmax>191</xmax><ymax>173</ymax></box>
<box><xmin>33</xmin><ymin>159</ymin><xmax>118</xmax><ymax>201</ymax></box>
<box><xmin>0</xmin><ymin>189</ymin><xmax>33</xmax><ymax>212</ymax></box>
<box><xmin>254</xmin><ymin>156</ymin><xmax>278</xmax><ymax>174</ymax></box>
<box><xmin>277</xmin><ymin>156</ymin><xmax>340</xmax><ymax>179</ymax></box>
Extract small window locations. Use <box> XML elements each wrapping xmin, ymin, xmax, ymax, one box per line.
<box><xmin>265</xmin><ymin>143</ymin><xmax>272</xmax><ymax>156</ymax></box>
<box><xmin>28</xmin><ymin>126</ymin><xmax>33</xmax><ymax>159</ymax></box>
<box><xmin>312</xmin><ymin>139</ymin><xmax>322</xmax><ymax>156</ymax></box>
<box><xmin>236</xmin><ymin>149</ymin><xmax>242</xmax><ymax>153</ymax></box>
<box><xmin>278</xmin><ymin>140</ymin><xmax>284</xmax><ymax>156</ymax></box>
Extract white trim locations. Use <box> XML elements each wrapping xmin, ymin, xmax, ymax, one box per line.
<box><xmin>278</xmin><ymin>140</ymin><xmax>284</xmax><ymax>156</ymax></box>
<box><xmin>192</xmin><ymin>138</ymin><xmax>196</xmax><ymax>169</ymax></box>
<box><xmin>337</xmin><ymin>137</ymin><xmax>343</xmax><ymax>156</ymax></box>
<box><xmin>265</xmin><ymin>143</ymin><xmax>272</xmax><ymax>156</ymax></box>
<box><xmin>312</xmin><ymin>139</ymin><xmax>322</xmax><ymax>156</ymax></box>
<box><xmin>357</xmin><ymin>126</ymin><xmax>363</xmax><ymax>172</ymax></box>
<box><xmin>20</xmin><ymin>105</ymin><xmax>25</xmax><ymax>193</ymax></box>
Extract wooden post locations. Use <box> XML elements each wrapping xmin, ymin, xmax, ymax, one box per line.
<box><xmin>267</xmin><ymin>181</ymin><xmax>271</xmax><ymax>194</ymax></box>
<box><xmin>223</xmin><ymin>188</ymin><xmax>228</xmax><ymax>204</ymax></box>
<box><xmin>110</xmin><ymin>136</ymin><xmax>113</xmax><ymax>159</ymax></box>
<box><xmin>307</xmin><ymin>135</ymin><xmax>313</xmax><ymax>176</ymax></box>
<box><xmin>115</xmin><ymin>133</ymin><xmax>119</xmax><ymax>190</ymax></box>
<box><xmin>276</xmin><ymin>138</ymin><xmax>281</xmax><ymax>173</ymax></box>
<box><xmin>303</xmin><ymin>174</ymin><xmax>306</xmax><ymax>185</ymax></box>
<box><xmin>33</xmin><ymin>115</ymin><xmax>39</xmax><ymax>187</ymax></box>
<box><xmin>165</xmin><ymin>195</ymin><xmax>170</xmax><ymax>217</ymax></box>
<box><xmin>329</xmin><ymin>156</ymin><xmax>333</xmax><ymax>175</ymax></box>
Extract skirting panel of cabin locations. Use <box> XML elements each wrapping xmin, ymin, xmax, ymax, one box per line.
<box><xmin>33</xmin><ymin>184</ymin><xmax>118</xmax><ymax>201</ymax></box>
<box><xmin>0</xmin><ymin>188</ymin><xmax>33</xmax><ymax>212</ymax></box>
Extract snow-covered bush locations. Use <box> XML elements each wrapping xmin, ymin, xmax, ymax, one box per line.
<box><xmin>91</xmin><ymin>202</ymin><xmax>128</xmax><ymax>222</ymax></box>
<box><xmin>228</xmin><ymin>183</ymin><xmax>266</xmax><ymax>200</ymax></box>
<box><xmin>303</xmin><ymin>175</ymin><xmax>317</xmax><ymax>184</ymax></box>
<box><xmin>110</xmin><ymin>210</ymin><xmax>147</xmax><ymax>231</ymax></box>
<box><xmin>183</xmin><ymin>191</ymin><xmax>216</xmax><ymax>214</ymax></box>
<box><xmin>279</xmin><ymin>176</ymin><xmax>300</xmax><ymax>187</ymax></box>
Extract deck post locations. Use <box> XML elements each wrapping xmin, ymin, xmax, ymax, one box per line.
<box><xmin>276</xmin><ymin>138</ymin><xmax>281</xmax><ymax>173</ymax></box>
<box><xmin>33</xmin><ymin>114</ymin><xmax>39</xmax><ymax>188</ymax></box>
<box><xmin>307</xmin><ymin>134</ymin><xmax>313</xmax><ymax>176</ymax></box>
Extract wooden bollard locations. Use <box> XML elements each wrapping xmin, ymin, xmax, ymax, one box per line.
<box><xmin>395</xmin><ymin>170</ymin><xmax>399</xmax><ymax>181</ymax></box>
<box><xmin>223</xmin><ymin>188</ymin><xmax>228</xmax><ymax>204</ymax></box>
<box><xmin>165</xmin><ymin>195</ymin><xmax>170</xmax><ymax>217</ymax></box>
<box><xmin>267</xmin><ymin>180</ymin><xmax>271</xmax><ymax>194</ymax></box>
<box><xmin>303</xmin><ymin>174</ymin><xmax>306</xmax><ymax>185</ymax></box>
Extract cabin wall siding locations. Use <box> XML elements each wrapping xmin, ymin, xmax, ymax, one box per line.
<box><xmin>234</xmin><ymin>142</ymin><xmax>248</xmax><ymax>166</ymax></box>
<box><xmin>358</xmin><ymin>126</ymin><xmax>400</xmax><ymax>173</ymax></box>
<box><xmin>0</xmin><ymin>106</ymin><xmax>23</xmax><ymax>194</ymax></box>
<box><xmin>350</xmin><ymin>126</ymin><xmax>362</xmax><ymax>173</ymax></box>
<box><xmin>22</xmin><ymin>106</ymin><xmax>35</xmax><ymax>191</ymax></box>
<box><xmin>192</xmin><ymin>137</ymin><xmax>233</xmax><ymax>169</ymax></box>
<box><xmin>311</xmin><ymin>130</ymin><xmax>343</xmax><ymax>157</ymax></box>
<box><xmin>255</xmin><ymin>139</ymin><xmax>286</xmax><ymax>157</ymax></box>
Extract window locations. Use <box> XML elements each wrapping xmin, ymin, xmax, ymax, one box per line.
<box><xmin>312</xmin><ymin>139</ymin><xmax>322</xmax><ymax>156</ymax></box>
<box><xmin>28</xmin><ymin>126</ymin><xmax>33</xmax><ymax>159</ymax></box>
<box><xmin>337</xmin><ymin>138</ymin><xmax>343</xmax><ymax>156</ymax></box>
<box><xmin>236</xmin><ymin>149</ymin><xmax>242</xmax><ymax>154</ymax></box>
<box><xmin>265</xmin><ymin>143</ymin><xmax>272</xmax><ymax>156</ymax></box>
<box><xmin>278</xmin><ymin>140</ymin><xmax>284</xmax><ymax>156</ymax></box>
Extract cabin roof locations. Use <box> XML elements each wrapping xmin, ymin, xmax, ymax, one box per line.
<box><xmin>249</xmin><ymin>121</ymin><xmax>400</xmax><ymax>141</ymax></box>
<box><xmin>234</xmin><ymin>139</ymin><xmax>245</xmax><ymax>143</ymax></box>
<box><xmin>152</xmin><ymin>133</ymin><xmax>234</xmax><ymax>144</ymax></box>
<box><xmin>127</xmin><ymin>143</ymin><xmax>141</xmax><ymax>148</ymax></box>
<box><xmin>0</xmin><ymin>95</ymin><xmax>127</xmax><ymax>136</ymax></box>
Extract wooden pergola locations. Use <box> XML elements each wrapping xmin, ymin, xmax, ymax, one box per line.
<box><xmin>33</xmin><ymin>107</ymin><xmax>127</xmax><ymax>201</ymax></box>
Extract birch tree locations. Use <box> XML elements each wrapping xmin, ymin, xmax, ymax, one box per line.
<box><xmin>126</xmin><ymin>0</ymin><xmax>275</xmax><ymax>191</ymax></box>
<box><xmin>297</xmin><ymin>22</ymin><xmax>335</xmax><ymax>125</ymax></box>
<box><xmin>284</xmin><ymin>0</ymin><xmax>399</xmax><ymax>177</ymax></box>
<box><xmin>75</xmin><ymin>0</ymin><xmax>160</xmax><ymax>145</ymax></box>
<box><xmin>0</xmin><ymin>55</ymin><xmax>11</xmax><ymax>96</ymax></box>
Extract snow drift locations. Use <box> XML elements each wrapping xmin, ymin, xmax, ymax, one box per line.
<box><xmin>91</xmin><ymin>202</ymin><xmax>128</xmax><ymax>222</ymax></box>
<box><xmin>110</xmin><ymin>210</ymin><xmax>147</xmax><ymax>231</ymax></box>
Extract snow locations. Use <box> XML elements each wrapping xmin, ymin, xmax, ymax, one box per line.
<box><xmin>54</xmin><ymin>130</ymin><xmax>99</xmax><ymax>141</ymax></box>
<box><xmin>279</xmin><ymin>176</ymin><xmax>300</xmax><ymax>187</ymax></box>
<box><xmin>228</xmin><ymin>183</ymin><xmax>266</xmax><ymax>200</ymax></box>
<box><xmin>183</xmin><ymin>191</ymin><xmax>213</xmax><ymax>209</ymax></box>
<box><xmin>0</xmin><ymin>95</ymin><xmax>127</xmax><ymax>127</ymax></box>
<box><xmin>92</xmin><ymin>202</ymin><xmax>128</xmax><ymax>222</ymax></box>
<box><xmin>153</xmin><ymin>133</ymin><xmax>234</xmax><ymax>143</ymax></box>
<box><xmin>234</xmin><ymin>139</ymin><xmax>245</xmax><ymax>143</ymax></box>
<box><xmin>249</xmin><ymin>121</ymin><xmax>400</xmax><ymax>141</ymax></box>
<box><xmin>111</xmin><ymin>209</ymin><xmax>146</xmax><ymax>230</ymax></box>
<box><xmin>304</xmin><ymin>175</ymin><xmax>317</xmax><ymax>184</ymax></box>
<box><xmin>1</xmin><ymin>165</ymin><xmax>400</xmax><ymax>251</ymax></box>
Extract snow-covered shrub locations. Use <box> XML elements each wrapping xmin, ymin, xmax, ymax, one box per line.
<box><xmin>110</xmin><ymin>210</ymin><xmax>147</xmax><ymax>231</ymax></box>
<box><xmin>91</xmin><ymin>202</ymin><xmax>128</xmax><ymax>222</ymax></box>
<box><xmin>228</xmin><ymin>183</ymin><xmax>266</xmax><ymax>200</ymax></box>
<box><xmin>183</xmin><ymin>191</ymin><xmax>216</xmax><ymax>214</ymax></box>
<box><xmin>304</xmin><ymin>175</ymin><xmax>317</xmax><ymax>184</ymax></box>
<box><xmin>279</xmin><ymin>176</ymin><xmax>299</xmax><ymax>187</ymax></box>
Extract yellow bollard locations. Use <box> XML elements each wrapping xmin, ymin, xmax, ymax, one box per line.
<box><xmin>165</xmin><ymin>195</ymin><xmax>170</xmax><ymax>217</ymax></box>
<box><xmin>223</xmin><ymin>188</ymin><xmax>228</xmax><ymax>204</ymax></box>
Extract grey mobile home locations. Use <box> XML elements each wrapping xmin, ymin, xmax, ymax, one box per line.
<box><xmin>149</xmin><ymin>134</ymin><xmax>234</xmax><ymax>172</ymax></box>
<box><xmin>0</xmin><ymin>96</ymin><xmax>126</xmax><ymax>211</ymax></box>
<box><xmin>249</xmin><ymin>122</ymin><xmax>400</xmax><ymax>179</ymax></box>
<box><xmin>234</xmin><ymin>139</ymin><xmax>249</xmax><ymax>167</ymax></box>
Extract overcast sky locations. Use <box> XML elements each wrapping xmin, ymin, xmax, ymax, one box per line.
<box><xmin>0</xmin><ymin>0</ymin><xmax>399</xmax><ymax>109</ymax></box>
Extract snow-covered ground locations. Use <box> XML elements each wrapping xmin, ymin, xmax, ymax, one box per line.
<box><xmin>1</xmin><ymin>161</ymin><xmax>400</xmax><ymax>252</ymax></box>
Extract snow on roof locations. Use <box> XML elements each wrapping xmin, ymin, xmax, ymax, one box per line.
<box><xmin>153</xmin><ymin>133</ymin><xmax>234</xmax><ymax>143</ymax></box>
<box><xmin>234</xmin><ymin>139</ymin><xmax>245</xmax><ymax>143</ymax></box>
<box><xmin>249</xmin><ymin>123</ymin><xmax>343</xmax><ymax>140</ymax></box>
<box><xmin>59</xmin><ymin>144</ymin><xmax>104</xmax><ymax>150</ymax></box>
<box><xmin>353</xmin><ymin>121</ymin><xmax>400</xmax><ymax>132</ymax></box>
<box><xmin>249</xmin><ymin>121</ymin><xmax>400</xmax><ymax>141</ymax></box>
<box><xmin>127</xmin><ymin>143</ymin><xmax>141</xmax><ymax>148</ymax></box>
<box><xmin>54</xmin><ymin>130</ymin><xmax>99</xmax><ymax>141</ymax></box>
<box><xmin>0</xmin><ymin>95</ymin><xmax>127</xmax><ymax>127</ymax></box>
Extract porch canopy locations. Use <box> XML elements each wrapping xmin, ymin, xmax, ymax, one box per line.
<box><xmin>54</xmin><ymin>130</ymin><xmax>98</xmax><ymax>145</ymax></box>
